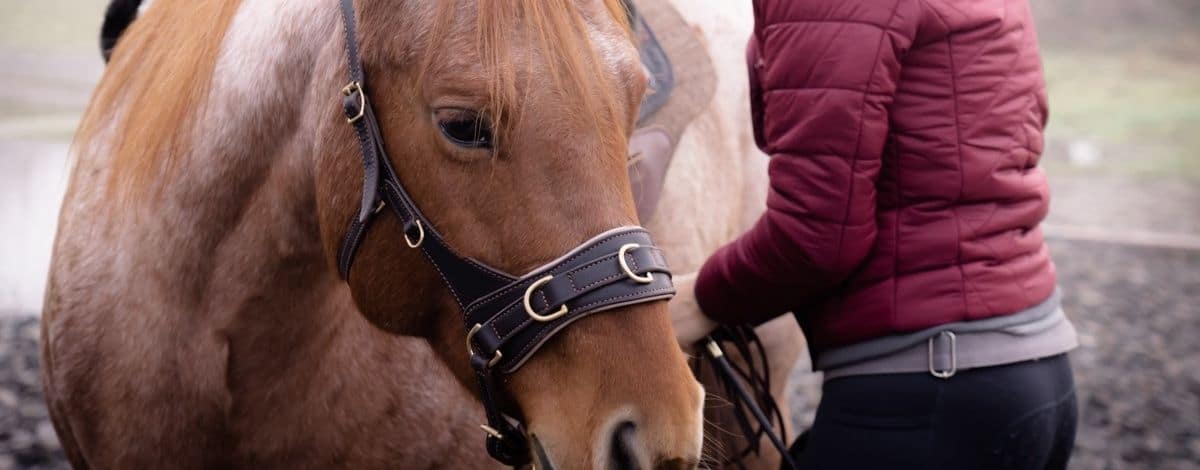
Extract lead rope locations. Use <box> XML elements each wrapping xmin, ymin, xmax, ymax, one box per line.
<box><xmin>701</xmin><ymin>326</ymin><xmax>798</xmax><ymax>470</ymax></box>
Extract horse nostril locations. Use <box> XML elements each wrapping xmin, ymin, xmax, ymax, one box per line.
<box><xmin>609</xmin><ymin>420</ymin><xmax>644</xmax><ymax>470</ymax></box>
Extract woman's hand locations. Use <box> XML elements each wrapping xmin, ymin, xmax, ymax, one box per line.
<box><xmin>668</xmin><ymin>272</ymin><xmax>719</xmax><ymax>349</ymax></box>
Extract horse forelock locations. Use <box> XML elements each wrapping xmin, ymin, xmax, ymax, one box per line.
<box><xmin>419</xmin><ymin>0</ymin><xmax>637</xmax><ymax>153</ymax></box>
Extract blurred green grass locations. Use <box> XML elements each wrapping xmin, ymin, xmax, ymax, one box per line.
<box><xmin>1042</xmin><ymin>49</ymin><xmax>1200</xmax><ymax>180</ymax></box>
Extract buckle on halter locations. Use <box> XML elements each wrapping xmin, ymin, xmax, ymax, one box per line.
<box><xmin>524</xmin><ymin>275</ymin><xmax>569</xmax><ymax>322</ymax></box>
<box><xmin>341</xmin><ymin>81</ymin><xmax>366</xmax><ymax>124</ymax></box>
<box><xmin>618</xmin><ymin>243</ymin><xmax>653</xmax><ymax>284</ymax></box>
<box><xmin>467</xmin><ymin>323</ymin><xmax>503</xmax><ymax>368</ymax></box>
<box><xmin>928</xmin><ymin>331</ymin><xmax>957</xmax><ymax>379</ymax></box>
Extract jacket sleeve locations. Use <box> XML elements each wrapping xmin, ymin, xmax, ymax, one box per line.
<box><xmin>694</xmin><ymin>0</ymin><xmax>910</xmax><ymax>325</ymax></box>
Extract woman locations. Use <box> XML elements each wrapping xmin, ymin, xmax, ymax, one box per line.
<box><xmin>671</xmin><ymin>0</ymin><xmax>1080</xmax><ymax>468</ymax></box>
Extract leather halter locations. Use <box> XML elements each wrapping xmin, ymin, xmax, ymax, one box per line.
<box><xmin>333</xmin><ymin>1</ymin><xmax>675</xmax><ymax>465</ymax></box>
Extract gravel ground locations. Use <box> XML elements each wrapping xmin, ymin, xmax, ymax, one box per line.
<box><xmin>0</xmin><ymin>316</ymin><xmax>65</xmax><ymax>470</ymax></box>
<box><xmin>2</xmin><ymin>240</ymin><xmax>1197</xmax><ymax>469</ymax></box>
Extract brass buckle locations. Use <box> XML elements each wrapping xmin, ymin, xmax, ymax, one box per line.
<box><xmin>524</xmin><ymin>275</ymin><xmax>568</xmax><ymax>322</ymax></box>
<box><xmin>341</xmin><ymin>81</ymin><xmax>366</xmax><ymax>124</ymax></box>
<box><xmin>466</xmin><ymin>323</ymin><xmax>503</xmax><ymax>368</ymax></box>
<box><xmin>404</xmin><ymin>220</ymin><xmax>425</xmax><ymax>248</ymax></box>
<box><xmin>618</xmin><ymin>243</ymin><xmax>653</xmax><ymax>284</ymax></box>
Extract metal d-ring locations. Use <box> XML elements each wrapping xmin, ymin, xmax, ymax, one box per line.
<box><xmin>618</xmin><ymin>243</ymin><xmax>654</xmax><ymax>284</ymax></box>
<box><xmin>466</xmin><ymin>323</ymin><xmax>502</xmax><ymax>368</ymax></box>
<box><xmin>341</xmin><ymin>81</ymin><xmax>366</xmax><ymax>124</ymax></box>
<box><xmin>404</xmin><ymin>219</ymin><xmax>425</xmax><ymax>248</ymax></box>
<box><xmin>524</xmin><ymin>275</ymin><xmax>568</xmax><ymax>322</ymax></box>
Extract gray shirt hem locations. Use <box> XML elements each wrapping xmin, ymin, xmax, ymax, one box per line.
<box><xmin>814</xmin><ymin>288</ymin><xmax>1069</xmax><ymax>372</ymax></box>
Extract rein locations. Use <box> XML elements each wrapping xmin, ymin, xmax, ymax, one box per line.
<box><xmin>333</xmin><ymin>0</ymin><xmax>676</xmax><ymax>465</ymax></box>
<box><xmin>700</xmin><ymin>327</ymin><xmax>798</xmax><ymax>469</ymax></box>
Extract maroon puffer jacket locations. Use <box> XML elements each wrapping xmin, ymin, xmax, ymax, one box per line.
<box><xmin>694</xmin><ymin>0</ymin><xmax>1056</xmax><ymax>352</ymax></box>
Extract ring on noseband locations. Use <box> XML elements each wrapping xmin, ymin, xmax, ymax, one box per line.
<box><xmin>467</xmin><ymin>324</ymin><xmax>504</xmax><ymax>368</ymax></box>
<box><xmin>404</xmin><ymin>220</ymin><xmax>425</xmax><ymax>248</ymax></box>
<box><xmin>341</xmin><ymin>81</ymin><xmax>365</xmax><ymax>124</ymax></box>
<box><xmin>619</xmin><ymin>243</ymin><xmax>654</xmax><ymax>283</ymax></box>
<box><xmin>524</xmin><ymin>275</ymin><xmax>569</xmax><ymax>322</ymax></box>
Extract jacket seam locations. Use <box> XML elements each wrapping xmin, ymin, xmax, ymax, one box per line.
<box><xmin>837</xmin><ymin>0</ymin><xmax>903</xmax><ymax>300</ymax></box>
<box><xmin>926</xmin><ymin>5</ymin><xmax>971</xmax><ymax>321</ymax></box>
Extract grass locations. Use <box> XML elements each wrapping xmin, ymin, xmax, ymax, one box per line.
<box><xmin>1041</xmin><ymin>49</ymin><xmax>1200</xmax><ymax>180</ymax></box>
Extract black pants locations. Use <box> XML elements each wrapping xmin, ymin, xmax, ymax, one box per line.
<box><xmin>789</xmin><ymin>354</ymin><xmax>1077</xmax><ymax>470</ymax></box>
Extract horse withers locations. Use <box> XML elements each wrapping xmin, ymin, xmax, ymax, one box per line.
<box><xmin>43</xmin><ymin>0</ymin><xmax>705</xmax><ymax>468</ymax></box>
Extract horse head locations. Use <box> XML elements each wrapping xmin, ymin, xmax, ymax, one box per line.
<box><xmin>310</xmin><ymin>1</ymin><xmax>703</xmax><ymax>467</ymax></box>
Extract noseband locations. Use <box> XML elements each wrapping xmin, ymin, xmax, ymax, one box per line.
<box><xmin>333</xmin><ymin>1</ymin><xmax>675</xmax><ymax>465</ymax></box>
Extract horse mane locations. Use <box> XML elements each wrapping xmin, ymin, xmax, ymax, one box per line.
<box><xmin>425</xmin><ymin>0</ymin><xmax>635</xmax><ymax>154</ymax></box>
<box><xmin>79</xmin><ymin>0</ymin><xmax>240</xmax><ymax>198</ymax></box>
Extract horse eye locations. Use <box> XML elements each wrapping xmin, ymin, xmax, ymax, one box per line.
<box><xmin>438</xmin><ymin>114</ymin><xmax>493</xmax><ymax>149</ymax></box>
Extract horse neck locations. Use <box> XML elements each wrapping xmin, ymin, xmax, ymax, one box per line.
<box><xmin>193</xmin><ymin>0</ymin><xmax>345</xmax><ymax>307</ymax></box>
<box><xmin>99</xmin><ymin>1</ymin><xmax>342</xmax><ymax>326</ymax></box>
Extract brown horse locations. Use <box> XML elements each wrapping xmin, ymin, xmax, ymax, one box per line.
<box><xmin>43</xmin><ymin>0</ymin><xmax>706</xmax><ymax>468</ymax></box>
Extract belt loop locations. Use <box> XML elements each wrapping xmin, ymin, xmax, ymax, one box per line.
<box><xmin>928</xmin><ymin>331</ymin><xmax>957</xmax><ymax>379</ymax></box>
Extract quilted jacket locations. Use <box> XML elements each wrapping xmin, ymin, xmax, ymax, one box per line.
<box><xmin>694</xmin><ymin>0</ymin><xmax>1057</xmax><ymax>352</ymax></box>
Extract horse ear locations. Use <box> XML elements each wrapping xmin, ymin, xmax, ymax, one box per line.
<box><xmin>100</xmin><ymin>0</ymin><xmax>143</xmax><ymax>62</ymax></box>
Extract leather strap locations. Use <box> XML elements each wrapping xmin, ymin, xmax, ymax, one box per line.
<box><xmin>334</xmin><ymin>1</ymin><xmax>675</xmax><ymax>465</ymax></box>
<box><xmin>466</xmin><ymin>230</ymin><xmax>674</xmax><ymax>373</ymax></box>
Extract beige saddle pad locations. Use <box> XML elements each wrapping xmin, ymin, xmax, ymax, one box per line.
<box><xmin>627</xmin><ymin>0</ymin><xmax>718</xmax><ymax>223</ymax></box>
